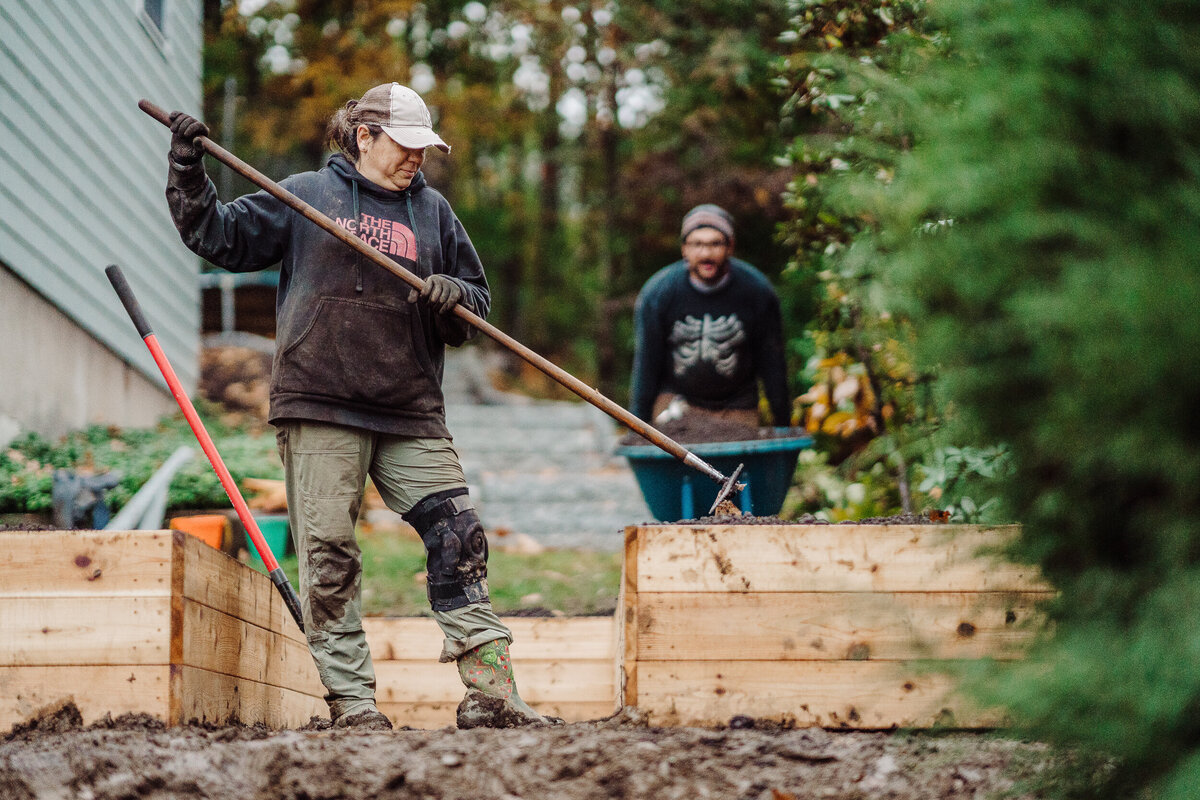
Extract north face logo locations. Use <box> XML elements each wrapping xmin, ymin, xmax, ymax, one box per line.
<box><xmin>335</xmin><ymin>214</ymin><xmax>417</xmax><ymax>261</ymax></box>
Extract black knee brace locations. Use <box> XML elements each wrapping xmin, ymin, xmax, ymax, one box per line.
<box><xmin>402</xmin><ymin>488</ymin><xmax>489</xmax><ymax>612</ymax></box>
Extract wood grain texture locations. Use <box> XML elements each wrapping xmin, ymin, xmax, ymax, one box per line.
<box><xmin>634</xmin><ymin>591</ymin><xmax>1049</xmax><ymax>661</ymax></box>
<box><xmin>180</xmin><ymin>599</ymin><xmax>322</xmax><ymax>695</ymax></box>
<box><xmin>635</xmin><ymin>524</ymin><xmax>1045</xmax><ymax>593</ymax></box>
<box><xmin>0</xmin><ymin>530</ymin><xmax>325</xmax><ymax>729</ymax></box>
<box><xmin>0</xmin><ymin>596</ymin><xmax>171</xmax><ymax>666</ymax></box>
<box><xmin>0</xmin><ymin>530</ymin><xmax>174</xmax><ymax>597</ymax></box>
<box><xmin>364</xmin><ymin>615</ymin><xmax>619</xmax><ymax>728</ymax></box>
<box><xmin>174</xmin><ymin>665</ymin><xmax>325</xmax><ymax>728</ymax></box>
<box><xmin>635</xmin><ymin>660</ymin><xmax>1003</xmax><ymax>729</ymax></box>
<box><xmin>374</xmin><ymin>659</ymin><xmax>615</xmax><ymax>707</ymax></box>
<box><xmin>620</xmin><ymin>525</ymin><xmax>640</xmax><ymax>707</ymax></box>
<box><xmin>0</xmin><ymin>665</ymin><xmax>170</xmax><ymax>729</ymax></box>
<box><xmin>179</xmin><ymin>532</ymin><xmax>277</xmax><ymax>631</ymax></box>
<box><xmin>363</xmin><ymin>616</ymin><xmax>615</xmax><ymax>662</ymax></box>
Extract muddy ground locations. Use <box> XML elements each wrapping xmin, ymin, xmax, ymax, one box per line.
<box><xmin>0</xmin><ymin>705</ymin><xmax>1065</xmax><ymax>800</ymax></box>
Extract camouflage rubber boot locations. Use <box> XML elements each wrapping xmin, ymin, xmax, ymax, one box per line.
<box><xmin>455</xmin><ymin>640</ymin><xmax>562</xmax><ymax>728</ymax></box>
<box><xmin>332</xmin><ymin>707</ymin><xmax>393</xmax><ymax>731</ymax></box>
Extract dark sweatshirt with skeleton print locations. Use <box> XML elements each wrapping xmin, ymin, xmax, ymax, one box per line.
<box><xmin>630</xmin><ymin>258</ymin><xmax>789</xmax><ymax>425</ymax></box>
<box><xmin>166</xmin><ymin>153</ymin><xmax>490</xmax><ymax>439</ymax></box>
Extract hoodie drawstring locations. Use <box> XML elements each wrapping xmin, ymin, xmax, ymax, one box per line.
<box><xmin>405</xmin><ymin>193</ymin><xmax>421</xmax><ymax>269</ymax></box>
<box><xmin>352</xmin><ymin>181</ymin><xmax>363</xmax><ymax>293</ymax></box>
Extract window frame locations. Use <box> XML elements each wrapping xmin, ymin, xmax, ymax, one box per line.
<box><xmin>137</xmin><ymin>0</ymin><xmax>167</xmax><ymax>51</ymax></box>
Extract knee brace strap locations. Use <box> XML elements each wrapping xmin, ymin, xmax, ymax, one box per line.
<box><xmin>403</xmin><ymin>488</ymin><xmax>489</xmax><ymax>612</ymax></box>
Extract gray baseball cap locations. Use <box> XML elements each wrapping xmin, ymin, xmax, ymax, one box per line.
<box><xmin>355</xmin><ymin>82</ymin><xmax>450</xmax><ymax>153</ymax></box>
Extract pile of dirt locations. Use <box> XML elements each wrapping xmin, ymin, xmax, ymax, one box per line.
<box><xmin>199</xmin><ymin>342</ymin><xmax>273</xmax><ymax>419</ymax></box>
<box><xmin>0</xmin><ymin>519</ymin><xmax>57</xmax><ymax>531</ymax></box>
<box><xmin>0</xmin><ymin>704</ymin><xmax>1059</xmax><ymax>800</ymax></box>
<box><xmin>620</xmin><ymin>416</ymin><xmax>798</xmax><ymax>446</ymax></box>
<box><xmin>683</xmin><ymin>512</ymin><xmax>943</xmax><ymax>526</ymax></box>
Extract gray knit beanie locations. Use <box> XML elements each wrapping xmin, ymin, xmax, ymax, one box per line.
<box><xmin>681</xmin><ymin>204</ymin><xmax>735</xmax><ymax>243</ymax></box>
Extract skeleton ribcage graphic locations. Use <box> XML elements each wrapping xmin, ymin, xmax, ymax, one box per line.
<box><xmin>669</xmin><ymin>313</ymin><xmax>747</xmax><ymax>378</ymax></box>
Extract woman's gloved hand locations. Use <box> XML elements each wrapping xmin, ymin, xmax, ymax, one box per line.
<box><xmin>409</xmin><ymin>275</ymin><xmax>463</xmax><ymax>314</ymax></box>
<box><xmin>168</xmin><ymin>111</ymin><xmax>210</xmax><ymax>166</ymax></box>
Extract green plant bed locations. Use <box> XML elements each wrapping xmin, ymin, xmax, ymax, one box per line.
<box><xmin>256</xmin><ymin>530</ymin><xmax>621</xmax><ymax>618</ymax></box>
<box><xmin>0</xmin><ymin>408</ymin><xmax>281</xmax><ymax>516</ymax></box>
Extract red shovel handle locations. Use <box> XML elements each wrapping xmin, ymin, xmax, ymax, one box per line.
<box><xmin>105</xmin><ymin>265</ymin><xmax>304</xmax><ymax>632</ymax></box>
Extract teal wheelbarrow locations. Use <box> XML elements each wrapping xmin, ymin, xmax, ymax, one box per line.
<box><xmin>617</xmin><ymin>431</ymin><xmax>813</xmax><ymax>521</ymax></box>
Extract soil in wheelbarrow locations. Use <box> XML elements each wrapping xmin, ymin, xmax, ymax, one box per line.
<box><xmin>692</xmin><ymin>511</ymin><xmax>946</xmax><ymax>525</ymax></box>
<box><xmin>619</xmin><ymin>417</ymin><xmax>941</xmax><ymax>526</ymax></box>
<box><xmin>0</xmin><ymin>702</ymin><xmax>1071</xmax><ymax>800</ymax></box>
<box><xmin>619</xmin><ymin>415</ymin><xmax>793</xmax><ymax>446</ymax></box>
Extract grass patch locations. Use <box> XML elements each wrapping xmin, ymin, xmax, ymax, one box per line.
<box><xmin>266</xmin><ymin>528</ymin><xmax>620</xmax><ymax>618</ymax></box>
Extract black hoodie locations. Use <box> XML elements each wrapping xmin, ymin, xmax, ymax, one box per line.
<box><xmin>167</xmin><ymin>153</ymin><xmax>490</xmax><ymax>438</ymax></box>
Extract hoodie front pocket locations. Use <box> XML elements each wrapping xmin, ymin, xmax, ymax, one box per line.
<box><xmin>275</xmin><ymin>297</ymin><xmax>440</xmax><ymax>412</ymax></box>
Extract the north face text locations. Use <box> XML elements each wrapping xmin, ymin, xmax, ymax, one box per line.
<box><xmin>335</xmin><ymin>214</ymin><xmax>417</xmax><ymax>261</ymax></box>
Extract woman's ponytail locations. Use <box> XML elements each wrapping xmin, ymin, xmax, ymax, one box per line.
<box><xmin>326</xmin><ymin>99</ymin><xmax>361</xmax><ymax>159</ymax></box>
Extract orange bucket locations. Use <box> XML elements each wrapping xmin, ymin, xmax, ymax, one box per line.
<box><xmin>169</xmin><ymin>514</ymin><xmax>229</xmax><ymax>550</ymax></box>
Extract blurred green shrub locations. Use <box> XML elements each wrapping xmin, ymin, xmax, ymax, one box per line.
<box><xmin>0</xmin><ymin>406</ymin><xmax>281</xmax><ymax>517</ymax></box>
<box><xmin>883</xmin><ymin>0</ymin><xmax>1200</xmax><ymax>796</ymax></box>
<box><xmin>776</xmin><ymin>0</ymin><xmax>964</xmax><ymax>514</ymax></box>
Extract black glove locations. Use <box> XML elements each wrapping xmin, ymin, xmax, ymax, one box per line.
<box><xmin>168</xmin><ymin>111</ymin><xmax>210</xmax><ymax>166</ymax></box>
<box><xmin>408</xmin><ymin>275</ymin><xmax>463</xmax><ymax>314</ymax></box>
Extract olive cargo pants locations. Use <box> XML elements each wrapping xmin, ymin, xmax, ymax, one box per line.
<box><xmin>277</xmin><ymin>421</ymin><xmax>512</xmax><ymax>720</ymax></box>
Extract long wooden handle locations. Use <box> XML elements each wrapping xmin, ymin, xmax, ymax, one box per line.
<box><xmin>141</xmin><ymin>99</ymin><xmax>737</xmax><ymax>488</ymax></box>
<box><xmin>106</xmin><ymin>264</ymin><xmax>306</xmax><ymax>632</ymax></box>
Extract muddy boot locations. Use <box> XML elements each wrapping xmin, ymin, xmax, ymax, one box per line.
<box><xmin>332</xmin><ymin>707</ymin><xmax>393</xmax><ymax>731</ymax></box>
<box><xmin>455</xmin><ymin>640</ymin><xmax>563</xmax><ymax>729</ymax></box>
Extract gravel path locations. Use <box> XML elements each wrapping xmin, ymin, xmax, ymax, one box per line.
<box><xmin>442</xmin><ymin>349</ymin><xmax>652</xmax><ymax>551</ymax></box>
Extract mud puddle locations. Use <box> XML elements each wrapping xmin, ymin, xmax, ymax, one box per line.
<box><xmin>1</xmin><ymin>705</ymin><xmax>1055</xmax><ymax>799</ymax></box>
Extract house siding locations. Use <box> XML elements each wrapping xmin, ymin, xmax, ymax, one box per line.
<box><xmin>0</xmin><ymin>0</ymin><xmax>203</xmax><ymax>437</ymax></box>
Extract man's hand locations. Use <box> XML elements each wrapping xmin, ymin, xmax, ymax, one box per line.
<box><xmin>168</xmin><ymin>111</ymin><xmax>210</xmax><ymax>166</ymax></box>
<box><xmin>408</xmin><ymin>275</ymin><xmax>463</xmax><ymax>314</ymax></box>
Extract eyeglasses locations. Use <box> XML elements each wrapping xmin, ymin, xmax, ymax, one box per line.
<box><xmin>683</xmin><ymin>238</ymin><xmax>728</xmax><ymax>251</ymax></box>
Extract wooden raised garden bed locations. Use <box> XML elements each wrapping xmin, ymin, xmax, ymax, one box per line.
<box><xmin>0</xmin><ymin>529</ymin><xmax>324</xmax><ymax>729</ymax></box>
<box><xmin>619</xmin><ymin>523</ymin><xmax>1051</xmax><ymax>728</ymax></box>
<box><xmin>0</xmin><ymin>529</ymin><xmax>618</xmax><ymax>731</ymax></box>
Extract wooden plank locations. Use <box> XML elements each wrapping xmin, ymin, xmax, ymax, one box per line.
<box><xmin>0</xmin><ymin>596</ymin><xmax>171</xmax><ymax>666</ymax></box>
<box><xmin>174</xmin><ymin>665</ymin><xmax>326</xmax><ymax>729</ymax></box>
<box><xmin>363</xmin><ymin>616</ymin><xmax>616</xmax><ymax>662</ymax></box>
<box><xmin>635</xmin><ymin>591</ymin><xmax>1049</xmax><ymax>662</ymax></box>
<box><xmin>376</xmin><ymin>701</ymin><xmax>460</xmax><ymax>730</ymax></box>
<box><xmin>0</xmin><ymin>530</ymin><xmax>173</xmax><ymax>597</ymax></box>
<box><xmin>377</xmin><ymin>700</ymin><xmax>618</xmax><ymax>729</ymax></box>
<box><xmin>634</xmin><ymin>661</ymin><xmax>1004</xmax><ymax>729</ymax></box>
<box><xmin>374</xmin><ymin>659</ymin><xmax>615</xmax><ymax>706</ymax></box>
<box><xmin>180</xmin><ymin>599</ymin><xmax>323</xmax><ymax>696</ymax></box>
<box><xmin>636</xmin><ymin>524</ymin><xmax>1047</xmax><ymax>593</ymax></box>
<box><xmin>0</xmin><ymin>665</ymin><xmax>170</xmax><ymax>729</ymax></box>
<box><xmin>179</xmin><ymin>531</ymin><xmax>276</xmax><ymax>632</ymax></box>
<box><xmin>368</xmin><ymin>616</ymin><xmax>619</xmax><ymax>727</ymax></box>
<box><xmin>620</xmin><ymin>525</ymin><xmax>639</xmax><ymax>707</ymax></box>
